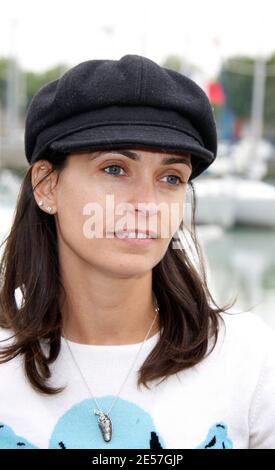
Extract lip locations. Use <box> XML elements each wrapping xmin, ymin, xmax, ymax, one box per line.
<box><xmin>114</xmin><ymin>235</ymin><xmax>156</xmax><ymax>244</ymax></box>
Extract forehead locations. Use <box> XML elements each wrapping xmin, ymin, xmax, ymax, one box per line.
<box><xmin>91</xmin><ymin>147</ymin><xmax>192</xmax><ymax>165</ymax></box>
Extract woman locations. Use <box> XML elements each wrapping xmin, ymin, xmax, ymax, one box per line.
<box><xmin>0</xmin><ymin>55</ymin><xmax>274</xmax><ymax>449</ymax></box>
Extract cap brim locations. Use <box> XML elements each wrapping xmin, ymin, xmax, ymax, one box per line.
<box><xmin>48</xmin><ymin>124</ymin><xmax>215</xmax><ymax>180</ymax></box>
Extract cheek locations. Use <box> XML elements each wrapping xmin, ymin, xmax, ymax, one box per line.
<box><xmin>169</xmin><ymin>199</ymin><xmax>186</xmax><ymax>235</ymax></box>
<box><xmin>154</xmin><ymin>195</ymin><xmax>186</xmax><ymax>239</ymax></box>
<box><xmin>55</xmin><ymin>177</ymin><xmax>108</xmax><ymax>251</ymax></box>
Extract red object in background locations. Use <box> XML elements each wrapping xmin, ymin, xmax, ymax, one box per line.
<box><xmin>207</xmin><ymin>82</ymin><xmax>225</xmax><ymax>105</ymax></box>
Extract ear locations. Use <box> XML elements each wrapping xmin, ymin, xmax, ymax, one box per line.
<box><xmin>31</xmin><ymin>160</ymin><xmax>58</xmax><ymax>215</ymax></box>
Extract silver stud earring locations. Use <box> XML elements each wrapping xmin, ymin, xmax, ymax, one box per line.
<box><xmin>38</xmin><ymin>200</ymin><xmax>44</xmax><ymax>207</ymax></box>
<box><xmin>47</xmin><ymin>206</ymin><xmax>53</xmax><ymax>213</ymax></box>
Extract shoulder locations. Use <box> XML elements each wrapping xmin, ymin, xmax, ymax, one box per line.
<box><xmin>213</xmin><ymin>310</ymin><xmax>275</xmax><ymax>368</ymax></box>
<box><xmin>218</xmin><ymin>310</ymin><xmax>275</xmax><ymax>346</ymax></box>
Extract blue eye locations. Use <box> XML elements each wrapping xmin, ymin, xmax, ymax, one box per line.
<box><xmin>103</xmin><ymin>165</ymin><xmax>125</xmax><ymax>176</ymax></box>
<box><xmin>161</xmin><ymin>175</ymin><xmax>183</xmax><ymax>186</ymax></box>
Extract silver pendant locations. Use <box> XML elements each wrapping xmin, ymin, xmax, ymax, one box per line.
<box><xmin>94</xmin><ymin>409</ymin><xmax>112</xmax><ymax>442</ymax></box>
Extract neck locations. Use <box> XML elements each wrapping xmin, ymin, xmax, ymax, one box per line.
<box><xmin>59</xmin><ymin>259</ymin><xmax>160</xmax><ymax>346</ymax></box>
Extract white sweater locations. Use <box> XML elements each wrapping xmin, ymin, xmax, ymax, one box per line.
<box><xmin>0</xmin><ymin>311</ymin><xmax>275</xmax><ymax>449</ymax></box>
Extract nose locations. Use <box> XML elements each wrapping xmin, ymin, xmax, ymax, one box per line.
<box><xmin>129</xmin><ymin>177</ymin><xmax>159</xmax><ymax>217</ymax></box>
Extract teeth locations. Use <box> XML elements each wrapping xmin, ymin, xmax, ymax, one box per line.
<box><xmin>116</xmin><ymin>231</ymin><xmax>152</xmax><ymax>239</ymax></box>
<box><xmin>137</xmin><ymin>232</ymin><xmax>148</xmax><ymax>238</ymax></box>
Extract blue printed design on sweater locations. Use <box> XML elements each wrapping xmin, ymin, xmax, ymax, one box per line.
<box><xmin>0</xmin><ymin>424</ymin><xmax>37</xmax><ymax>449</ymax></box>
<box><xmin>0</xmin><ymin>396</ymin><xmax>233</xmax><ymax>449</ymax></box>
<box><xmin>197</xmin><ymin>422</ymin><xmax>233</xmax><ymax>449</ymax></box>
<box><xmin>49</xmin><ymin>397</ymin><xmax>165</xmax><ymax>449</ymax></box>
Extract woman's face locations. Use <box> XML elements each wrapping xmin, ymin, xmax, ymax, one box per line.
<box><xmin>33</xmin><ymin>148</ymin><xmax>192</xmax><ymax>277</ymax></box>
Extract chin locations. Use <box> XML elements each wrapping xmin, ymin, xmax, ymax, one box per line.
<box><xmin>95</xmin><ymin>256</ymin><xmax>158</xmax><ymax>278</ymax></box>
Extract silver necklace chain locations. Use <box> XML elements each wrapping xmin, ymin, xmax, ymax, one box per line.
<box><xmin>63</xmin><ymin>292</ymin><xmax>160</xmax><ymax>443</ymax></box>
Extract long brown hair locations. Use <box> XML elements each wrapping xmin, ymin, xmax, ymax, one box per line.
<box><xmin>0</xmin><ymin>152</ymin><xmax>237</xmax><ymax>395</ymax></box>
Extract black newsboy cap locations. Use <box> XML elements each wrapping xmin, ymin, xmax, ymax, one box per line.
<box><xmin>24</xmin><ymin>54</ymin><xmax>217</xmax><ymax>179</ymax></box>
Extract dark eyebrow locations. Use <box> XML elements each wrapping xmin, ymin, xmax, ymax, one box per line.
<box><xmin>89</xmin><ymin>149</ymin><xmax>192</xmax><ymax>168</ymax></box>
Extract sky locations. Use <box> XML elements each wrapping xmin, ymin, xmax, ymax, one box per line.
<box><xmin>1</xmin><ymin>0</ymin><xmax>275</xmax><ymax>80</ymax></box>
